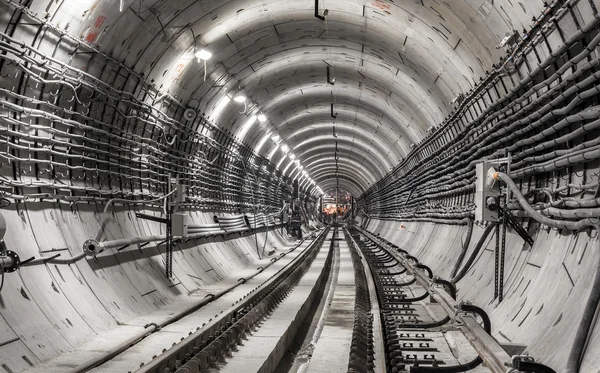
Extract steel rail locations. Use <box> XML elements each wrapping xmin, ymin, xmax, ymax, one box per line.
<box><xmin>357</xmin><ymin>227</ymin><xmax>515</xmax><ymax>373</ymax></box>
<box><xmin>344</xmin><ymin>227</ymin><xmax>387</xmax><ymax>373</ymax></box>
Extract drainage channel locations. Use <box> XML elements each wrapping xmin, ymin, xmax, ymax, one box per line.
<box><xmin>132</xmin><ymin>227</ymin><xmax>333</xmax><ymax>373</ymax></box>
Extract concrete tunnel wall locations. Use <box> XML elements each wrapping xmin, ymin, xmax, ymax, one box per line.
<box><xmin>2</xmin><ymin>0</ymin><xmax>600</xmax><ymax>372</ymax></box>
<box><xmin>0</xmin><ymin>203</ymin><xmax>293</xmax><ymax>372</ymax></box>
<box><xmin>365</xmin><ymin>219</ymin><xmax>600</xmax><ymax>372</ymax></box>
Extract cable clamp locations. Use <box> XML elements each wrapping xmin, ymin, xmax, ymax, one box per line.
<box><xmin>144</xmin><ymin>322</ymin><xmax>161</xmax><ymax>332</ymax></box>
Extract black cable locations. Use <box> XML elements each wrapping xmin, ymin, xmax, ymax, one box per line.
<box><xmin>452</xmin><ymin>223</ymin><xmax>497</xmax><ymax>284</ymax></box>
<box><xmin>515</xmin><ymin>360</ymin><xmax>557</xmax><ymax>373</ymax></box>
<box><xmin>460</xmin><ymin>304</ymin><xmax>491</xmax><ymax>333</ymax></box>
<box><xmin>0</xmin><ymin>243</ymin><xmax>5</xmax><ymax>293</ymax></box>
<box><xmin>0</xmin><ymin>262</ymin><xmax>4</xmax><ymax>293</ymax></box>
<box><xmin>450</xmin><ymin>218</ymin><xmax>473</xmax><ymax>278</ymax></box>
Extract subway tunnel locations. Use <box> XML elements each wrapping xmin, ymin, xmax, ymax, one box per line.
<box><xmin>1</xmin><ymin>0</ymin><xmax>600</xmax><ymax>372</ymax></box>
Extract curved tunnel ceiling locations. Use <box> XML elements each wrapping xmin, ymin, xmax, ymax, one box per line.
<box><xmin>34</xmin><ymin>0</ymin><xmax>546</xmax><ymax>196</ymax></box>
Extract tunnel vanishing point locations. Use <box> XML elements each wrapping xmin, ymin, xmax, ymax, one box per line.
<box><xmin>1</xmin><ymin>1</ymin><xmax>600</xmax><ymax>373</ymax></box>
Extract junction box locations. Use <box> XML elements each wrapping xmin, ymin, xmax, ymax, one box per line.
<box><xmin>172</xmin><ymin>213</ymin><xmax>188</xmax><ymax>237</ymax></box>
<box><xmin>475</xmin><ymin>155</ymin><xmax>511</xmax><ymax>222</ymax></box>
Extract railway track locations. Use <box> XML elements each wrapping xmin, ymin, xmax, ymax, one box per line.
<box><xmin>136</xmin><ymin>227</ymin><xmax>333</xmax><ymax>373</ymax></box>
<box><xmin>58</xmin><ymin>227</ymin><xmax>332</xmax><ymax>373</ymax></box>
<box><xmin>345</xmin><ymin>226</ymin><xmax>555</xmax><ymax>373</ymax></box>
<box><xmin>66</xmin><ymin>225</ymin><xmax>556</xmax><ymax>373</ymax></box>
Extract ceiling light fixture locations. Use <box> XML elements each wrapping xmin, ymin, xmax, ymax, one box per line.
<box><xmin>190</xmin><ymin>25</ymin><xmax>211</xmax><ymax>81</ymax></box>
<box><xmin>281</xmin><ymin>144</ymin><xmax>290</xmax><ymax>153</ymax></box>
<box><xmin>195</xmin><ymin>49</ymin><xmax>212</xmax><ymax>61</ymax></box>
<box><xmin>289</xmin><ymin>153</ymin><xmax>296</xmax><ymax>160</ymax></box>
<box><xmin>272</xmin><ymin>134</ymin><xmax>281</xmax><ymax>143</ymax></box>
<box><xmin>193</xmin><ymin>48</ymin><xmax>212</xmax><ymax>81</ymax></box>
<box><xmin>257</xmin><ymin>113</ymin><xmax>267</xmax><ymax>123</ymax></box>
<box><xmin>233</xmin><ymin>93</ymin><xmax>247</xmax><ymax>114</ymax></box>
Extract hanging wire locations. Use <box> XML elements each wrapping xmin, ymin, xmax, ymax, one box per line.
<box><xmin>322</xmin><ymin>0</ymin><xmax>340</xmax><ymax>199</ymax></box>
<box><xmin>190</xmin><ymin>28</ymin><xmax>208</xmax><ymax>82</ymax></box>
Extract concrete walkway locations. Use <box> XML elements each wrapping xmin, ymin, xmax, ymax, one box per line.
<box><xmin>220</xmin><ymin>231</ymin><xmax>334</xmax><ymax>373</ymax></box>
<box><xmin>306</xmin><ymin>235</ymin><xmax>356</xmax><ymax>373</ymax></box>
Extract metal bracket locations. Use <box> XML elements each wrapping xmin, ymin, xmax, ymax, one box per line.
<box><xmin>314</xmin><ymin>0</ymin><xmax>326</xmax><ymax>20</ymax></box>
<box><xmin>499</xmin><ymin>206</ymin><xmax>534</xmax><ymax>246</ymax></box>
<box><xmin>117</xmin><ymin>245</ymin><xmax>130</xmax><ymax>252</ymax></box>
<box><xmin>135</xmin><ymin>212</ymin><xmax>169</xmax><ymax>224</ymax></box>
<box><xmin>326</xmin><ymin>65</ymin><xmax>335</xmax><ymax>85</ymax></box>
<box><xmin>512</xmin><ymin>355</ymin><xmax>556</xmax><ymax>373</ymax></box>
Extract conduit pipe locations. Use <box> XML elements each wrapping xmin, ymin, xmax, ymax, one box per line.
<box><xmin>94</xmin><ymin>191</ymin><xmax>177</xmax><ymax>241</ymax></box>
<box><xmin>0</xmin><ymin>255</ymin><xmax>14</xmax><ymax>268</ymax></box>
<box><xmin>363</xmin><ymin>28</ymin><xmax>600</xmax><ymax>212</ymax></box>
<box><xmin>371</xmin><ymin>16</ymin><xmax>600</xmax><ymax>195</ymax></box>
<box><xmin>450</xmin><ymin>217</ymin><xmax>473</xmax><ymax>278</ymax></box>
<box><xmin>495</xmin><ymin>172</ymin><xmax>599</xmax><ymax>231</ymax></box>
<box><xmin>69</xmin><ymin>229</ymin><xmax>326</xmax><ymax>373</ymax></box>
<box><xmin>451</xmin><ymin>223</ymin><xmax>497</xmax><ymax>284</ymax></box>
<box><xmin>24</xmin><ymin>221</ymin><xmax>285</xmax><ymax>266</ymax></box>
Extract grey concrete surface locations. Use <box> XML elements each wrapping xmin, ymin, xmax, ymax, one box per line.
<box><xmin>221</xmin><ymin>230</ymin><xmax>333</xmax><ymax>373</ymax></box>
<box><xmin>1</xmin><ymin>1</ymin><xmax>599</xmax><ymax>372</ymax></box>
<box><xmin>21</xmin><ymin>227</ymin><xmax>306</xmax><ymax>373</ymax></box>
<box><xmin>305</xmin><ymin>238</ymin><xmax>355</xmax><ymax>373</ymax></box>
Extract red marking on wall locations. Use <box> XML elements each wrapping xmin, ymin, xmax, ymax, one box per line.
<box><xmin>169</xmin><ymin>60</ymin><xmax>190</xmax><ymax>83</ymax></box>
<box><xmin>85</xmin><ymin>14</ymin><xmax>107</xmax><ymax>44</ymax></box>
<box><xmin>372</xmin><ymin>0</ymin><xmax>391</xmax><ymax>11</ymax></box>
<box><xmin>94</xmin><ymin>15</ymin><xmax>106</xmax><ymax>28</ymax></box>
<box><xmin>174</xmin><ymin>63</ymin><xmax>186</xmax><ymax>74</ymax></box>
